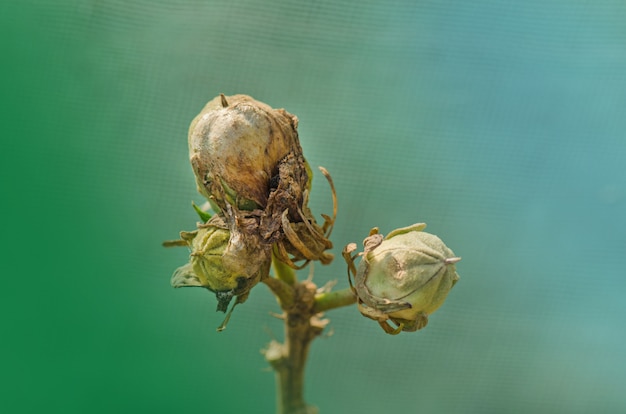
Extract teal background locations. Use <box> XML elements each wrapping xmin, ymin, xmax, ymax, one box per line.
<box><xmin>2</xmin><ymin>1</ymin><xmax>625</xmax><ymax>413</ymax></box>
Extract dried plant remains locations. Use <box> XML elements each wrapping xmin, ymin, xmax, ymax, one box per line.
<box><xmin>167</xmin><ymin>94</ymin><xmax>336</xmax><ymax>330</ymax></box>
<box><xmin>164</xmin><ymin>93</ymin><xmax>461</xmax><ymax>413</ymax></box>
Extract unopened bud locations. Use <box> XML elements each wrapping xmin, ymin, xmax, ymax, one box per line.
<box><xmin>344</xmin><ymin>223</ymin><xmax>460</xmax><ymax>334</ymax></box>
<box><xmin>171</xmin><ymin>216</ymin><xmax>271</xmax><ymax>329</ymax></box>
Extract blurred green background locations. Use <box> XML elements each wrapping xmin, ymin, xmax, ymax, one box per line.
<box><xmin>2</xmin><ymin>1</ymin><xmax>625</xmax><ymax>413</ymax></box>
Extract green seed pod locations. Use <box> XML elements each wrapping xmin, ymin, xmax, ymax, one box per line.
<box><xmin>188</xmin><ymin>94</ymin><xmax>302</xmax><ymax>211</ymax></box>
<box><xmin>344</xmin><ymin>223</ymin><xmax>460</xmax><ymax>335</ymax></box>
<box><xmin>171</xmin><ymin>216</ymin><xmax>271</xmax><ymax>329</ymax></box>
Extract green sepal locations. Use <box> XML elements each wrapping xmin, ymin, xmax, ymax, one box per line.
<box><xmin>192</xmin><ymin>201</ymin><xmax>213</xmax><ymax>222</ymax></box>
<box><xmin>385</xmin><ymin>223</ymin><xmax>427</xmax><ymax>240</ymax></box>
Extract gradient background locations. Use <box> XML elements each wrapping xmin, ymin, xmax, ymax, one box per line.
<box><xmin>2</xmin><ymin>1</ymin><xmax>625</xmax><ymax>413</ymax></box>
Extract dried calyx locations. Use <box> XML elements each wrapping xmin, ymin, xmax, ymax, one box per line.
<box><xmin>343</xmin><ymin>223</ymin><xmax>460</xmax><ymax>335</ymax></box>
<box><xmin>166</xmin><ymin>94</ymin><xmax>336</xmax><ymax>330</ymax></box>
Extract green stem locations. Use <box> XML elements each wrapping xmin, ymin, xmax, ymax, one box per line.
<box><xmin>262</xmin><ymin>277</ymin><xmax>295</xmax><ymax>309</ymax></box>
<box><xmin>313</xmin><ymin>288</ymin><xmax>357</xmax><ymax>313</ymax></box>
<box><xmin>264</xmin><ymin>258</ymin><xmax>357</xmax><ymax>413</ymax></box>
<box><xmin>272</xmin><ymin>247</ymin><xmax>298</xmax><ymax>285</ymax></box>
<box><xmin>263</xmin><ymin>280</ymin><xmax>324</xmax><ymax>414</ymax></box>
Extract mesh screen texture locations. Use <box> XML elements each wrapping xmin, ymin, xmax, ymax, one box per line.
<box><xmin>3</xmin><ymin>1</ymin><xmax>626</xmax><ymax>413</ymax></box>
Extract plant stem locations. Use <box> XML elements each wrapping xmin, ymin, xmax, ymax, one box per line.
<box><xmin>313</xmin><ymin>288</ymin><xmax>357</xmax><ymax>313</ymax></box>
<box><xmin>263</xmin><ymin>279</ymin><xmax>326</xmax><ymax>414</ymax></box>
<box><xmin>272</xmin><ymin>246</ymin><xmax>298</xmax><ymax>285</ymax></box>
<box><xmin>262</xmin><ymin>258</ymin><xmax>359</xmax><ymax>414</ymax></box>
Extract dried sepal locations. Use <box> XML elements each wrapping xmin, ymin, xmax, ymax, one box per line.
<box><xmin>271</xmin><ymin>166</ymin><xmax>337</xmax><ymax>269</ymax></box>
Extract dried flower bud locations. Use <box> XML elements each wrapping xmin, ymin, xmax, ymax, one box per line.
<box><xmin>343</xmin><ymin>223</ymin><xmax>460</xmax><ymax>335</ymax></box>
<box><xmin>188</xmin><ymin>94</ymin><xmax>302</xmax><ymax>211</ymax></box>
<box><xmin>170</xmin><ymin>215</ymin><xmax>271</xmax><ymax>329</ymax></box>
<box><xmin>187</xmin><ymin>94</ymin><xmax>335</xmax><ymax>269</ymax></box>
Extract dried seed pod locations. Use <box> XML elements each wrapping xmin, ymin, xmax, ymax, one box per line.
<box><xmin>343</xmin><ymin>223</ymin><xmax>460</xmax><ymax>335</ymax></box>
<box><xmin>187</xmin><ymin>94</ymin><xmax>335</xmax><ymax>268</ymax></box>
<box><xmin>188</xmin><ymin>94</ymin><xmax>302</xmax><ymax>210</ymax></box>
